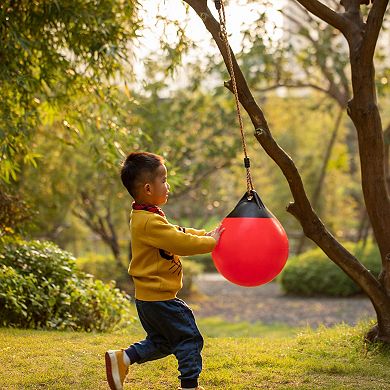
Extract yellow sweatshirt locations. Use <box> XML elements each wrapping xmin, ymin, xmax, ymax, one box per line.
<box><xmin>129</xmin><ymin>210</ymin><xmax>216</xmax><ymax>301</ymax></box>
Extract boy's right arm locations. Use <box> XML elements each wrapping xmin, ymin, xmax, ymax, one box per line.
<box><xmin>143</xmin><ymin>215</ymin><xmax>217</xmax><ymax>256</ymax></box>
<box><xmin>175</xmin><ymin>226</ymin><xmax>206</xmax><ymax>236</ymax></box>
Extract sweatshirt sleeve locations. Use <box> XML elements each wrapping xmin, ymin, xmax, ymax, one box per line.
<box><xmin>144</xmin><ymin>215</ymin><xmax>216</xmax><ymax>256</ymax></box>
<box><xmin>174</xmin><ymin>225</ymin><xmax>206</xmax><ymax>236</ymax></box>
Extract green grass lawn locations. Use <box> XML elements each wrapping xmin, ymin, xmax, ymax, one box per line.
<box><xmin>1</xmin><ymin>320</ymin><xmax>389</xmax><ymax>389</ymax></box>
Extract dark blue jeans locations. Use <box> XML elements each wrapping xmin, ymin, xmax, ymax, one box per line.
<box><xmin>125</xmin><ymin>298</ymin><xmax>204</xmax><ymax>388</ymax></box>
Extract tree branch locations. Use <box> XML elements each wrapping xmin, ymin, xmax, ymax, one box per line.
<box><xmin>280</xmin><ymin>8</ymin><xmax>350</xmax><ymax>106</ymax></box>
<box><xmin>184</xmin><ymin>0</ymin><xmax>257</xmax><ymax>109</ymax></box>
<box><xmin>293</xmin><ymin>0</ymin><xmax>350</xmax><ymax>35</ymax></box>
<box><xmin>281</xmin><ymin>7</ymin><xmax>315</xmax><ymax>29</ymax></box>
<box><xmin>255</xmin><ymin>82</ymin><xmax>330</xmax><ymax>95</ymax></box>
<box><xmin>183</xmin><ymin>0</ymin><xmax>389</xmax><ymax>307</ymax></box>
<box><xmin>361</xmin><ymin>0</ymin><xmax>390</xmax><ymax>65</ymax></box>
<box><xmin>170</xmin><ymin>161</ymin><xmax>231</xmax><ymax>199</ymax></box>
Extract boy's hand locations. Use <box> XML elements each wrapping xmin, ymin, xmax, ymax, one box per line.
<box><xmin>206</xmin><ymin>225</ymin><xmax>225</xmax><ymax>242</ymax></box>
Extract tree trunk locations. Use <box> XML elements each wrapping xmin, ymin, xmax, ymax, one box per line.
<box><xmin>384</xmin><ymin>124</ymin><xmax>390</xmax><ymax>192</ymax></box>
<box><xmin>347</xmin><ymin>57</ymin><xmax>390</xmax><ymax>341</ymax></box>
<box><xmin>72</xmin><ymin>192</ymin><xmax>126</xmax><ymax>272</ymax></box>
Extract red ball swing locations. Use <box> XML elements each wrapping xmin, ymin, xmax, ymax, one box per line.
<box><xmin>211</xmin><ymin>0</ymin><xmax>289</xmax><ymax>287</ymax></box>
<box><xmin>212</xmin><ymin>190</ymin><xmax>289</xmax><ymax>287</ymax></box>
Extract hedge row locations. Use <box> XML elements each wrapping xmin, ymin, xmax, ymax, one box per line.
<box><xmin>279</xmin><ymin>241</ymin><xmax>381</xmax><ymax>297</ymax></box>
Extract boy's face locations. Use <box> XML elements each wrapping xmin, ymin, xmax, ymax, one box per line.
<box><xmin>148</xmin><ymin>164</ymin><xmax>170</xmax><ymax>206</ymax></box>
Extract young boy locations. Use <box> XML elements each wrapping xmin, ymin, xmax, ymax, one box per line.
<box><xmin>105</xmin><ymin>152</ymin><xmax>223</xmax><ymax>390</ymax></box>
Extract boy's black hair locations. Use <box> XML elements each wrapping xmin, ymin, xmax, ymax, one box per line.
<box><xmin>121</xmin><ymin>152</ymin><xmax>165</xmax><ymax>198</ymax></box>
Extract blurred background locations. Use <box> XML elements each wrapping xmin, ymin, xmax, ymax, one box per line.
<box><xmin>1</xmin><ymin>0</ymin><xmax>389</xmax><ymax>300</ymax></box>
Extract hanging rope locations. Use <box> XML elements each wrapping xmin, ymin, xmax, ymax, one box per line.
<box><xmin>214</xmin><ymin>0</ymin><xmax>254</xmax><ymax>195</ymax></box>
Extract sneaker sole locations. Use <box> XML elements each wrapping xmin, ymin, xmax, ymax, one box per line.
<box><xmin>105</xmin><ymin>351</ymin><xmax>122</xmax><ymax>390</ymax></box>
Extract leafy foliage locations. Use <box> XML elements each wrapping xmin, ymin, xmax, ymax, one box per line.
<box><xmin>279</xmin><ymin>241</ymin><xmax>382</xmax><ymax>296</ymax></box>
<box><xmin>0</xmin><ymin>0</ymin><xmax>141</xmax><ymax>183</ymax></box>
<box><xmin>77</xmin><ymin>252</ymin><xmax>131</xmax><ymax>292</ymax></box>
<box><xmin>130</xmin><ymin>81</ymin><xmax>241</xmax><ymax>220</ymax></box>
<box><xmin>0</xmin><ymin>186</ymin><xmax>33</xmax><ymax>240</ymax></box>
<box><xmin>3</xmin><ymin>0</ymin><xmax>389</xmax><ymax>299</ymax></box>
<box><xmin>180</xmin><ymin>258</ymin><xmax>204</xmax><ymax>296</ymax></box>
<box><xmin>19</xmin><ymin>75</ymin><xmax>241</xmax><ymax>256</ymax></box>
<box><xmin>0</xmin><ymin>238</ymin><xmax>133</xmax><ymax>331</ymax></box>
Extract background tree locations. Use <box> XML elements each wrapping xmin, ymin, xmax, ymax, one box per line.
<box><xmin>182</xmin><ymin>0</ymin><xmax>390</xmax><ymax>343</ymax></box>
<box><xmin>0</xmin><ymin>0</ymin><xmax>205</xmax><ymax>258</ymax></box>
<box><xmin>15</xmin><ymin>0</ymin><xmax>369</xmax><ymax>274</ymax></box>
<box><xmin>0</xmin><ymin>0</ymin><xmax>140</xmax><ymax>182</ymax></box>
<box><xmin>0</xmin><ymin>0</ymin><xmax>141</xmax><ymax>242</ymax></box>
<box><xmin>238</xmin><ymin>0</ymin><xmax>389</xmax><ymax>252</ymax></box>
<box><xmin>20</xmin><ymin>69</ymin><xmax>242</xmax><ymax>259</ymax></box>
<box><xmin>197</xmin><ymin>0</ymin><xmax>378</xmax><ymax>250</ymax></box>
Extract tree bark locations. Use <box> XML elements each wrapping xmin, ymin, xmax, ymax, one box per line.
<box><xmin>183</xmin><ymin>0</ymin><xmax>390</xmax><ymax>342</ymax></box>
<box><xmin>384</xmin><ymin>124</ymin><xmax>390</xmax><ymax>192</ymax></box>
<box><xmin>344</xmin><ymin>0</ymin><xmax>390</xmax><ymax>340</ymax></box>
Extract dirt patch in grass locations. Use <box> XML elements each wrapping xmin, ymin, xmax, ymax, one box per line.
<box><xmin>187</xmin><ymin>275</ymin><xmax>375</xmax><ymax>327</ymax></box>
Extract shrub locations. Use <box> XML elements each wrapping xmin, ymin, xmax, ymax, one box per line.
<box><xmin>279</xmin><ymin>241</ymin><xmax>381</xmax><ymax>297</ymax></box>
<box><xmin>0</xmin><ymin>187</ymin><xmax>32</xmax><ymax>241</ymax></box>
<box><xmin>180</xmin><ymin>259</ymin><xmax>205</xmax><ymax>297</ymax></box>
<box><xmin>0</xmin><ymin>238</ymin><xmax>133</xmax><ymax>331</ymax></box>
<box><xmin>76</xmin><ymin>252</ymin><xmax>132</xmax><ymax>293</ymax></box>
